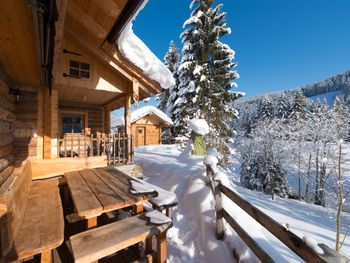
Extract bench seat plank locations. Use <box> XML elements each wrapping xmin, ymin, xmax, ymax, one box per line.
<box><xmin>70</xmin><ymin>214</ymin><xmax>171</xmax><ymax>263</ymax></box>
<box><xmin>65</xmin><ymin>171</ymin><xmax>103</xmax><ymax>218</ymax></box>
<box><xmin>5</xmin><ymin>180</ymin><xmax>64</xmax><ymax>261</ymax></box>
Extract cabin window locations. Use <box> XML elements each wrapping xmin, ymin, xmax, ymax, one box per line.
<box><xmin>69</xmin><ymin>60</ymin><xmax>90</xmax><ymax>78</ymax></box>
<box><xmin>62</xmin><ymin>115</ymin><xmax>84</xmax><ymax>134</ymax></box>
<box><xmin>138</xmin><ymin>128</ymin><xmax>143</xmax><ymax>134</ymax></box>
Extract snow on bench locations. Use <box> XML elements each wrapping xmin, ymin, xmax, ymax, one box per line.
<box><xmin>130</xmin><ymin>178</ymin><xmax>178</xmax><ymax>218</ymax></box>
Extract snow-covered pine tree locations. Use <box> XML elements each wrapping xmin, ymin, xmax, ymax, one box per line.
<box><xmin>158</xmin><ymin>41</ymin><xmax>180</xmax><ymax>117</ymax></box>
<box><xmin>174</xmin><ymin>0</ymin><xmax>241</xmax><ymax>160</ymax></box>
<box><xmin>256</xmin><ymin>96</ymin><xmax>274</xmax><ymax>120</ymax></box>
<box><xmin>290</xmin><ymin>89</ymin><xmax>308</xmax><ymax>119</ymax></box>
<box><xmin>275</xmin><ymin>92</ymin><xmax>292</xmax><ymax>119</ymax></box>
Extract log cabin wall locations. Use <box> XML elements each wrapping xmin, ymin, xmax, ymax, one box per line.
<box><xmin>58</xmin><ymin>103</ymin><xmax>103</xmax><ymax>136</ymax></box>
<box><xmin>0</xmin><ymin>80</ymin><xmax>15</xmax><ymax>165</ymax></box>
<box><xmin>13</xmin><ymin>88</ymin><xmax>38</xmax><ymax>166</ymax></box>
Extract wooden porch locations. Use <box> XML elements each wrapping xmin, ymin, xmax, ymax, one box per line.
<box><xmin>0</xmin><ymin>162</ymin><xmax>176</xmax><ymax>263</ymax></box>
<box><xmin>0</xmin><ymin>0</ymin><xmax>174</xmax><ymax>262</ymax></box>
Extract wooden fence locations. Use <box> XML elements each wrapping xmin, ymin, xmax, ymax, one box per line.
<box><xmin>58</xmin><ymin>133</ymin><xmax>133</xmax><ymax>165</ymax></box>
<box><xmin>205</xmin><ymin>165</ymin><xmax>328</xmax><ymax>263</ymax></box>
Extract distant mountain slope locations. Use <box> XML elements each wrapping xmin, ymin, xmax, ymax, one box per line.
<box><xmin>301</xmin><ymin>71</ymin><xmax>350</xmax><ymax>98</ymax></box>
<box><xmin>236</xmin><ymin>71</ymin><xmax>350</xmax><ymax>107</ymax></box>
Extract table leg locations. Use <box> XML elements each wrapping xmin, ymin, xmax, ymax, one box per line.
<box><xmin>157</xmin><ymin>231</ymin><xmax>167</xmax><ymax>263</ymax></box>
<box><xmin>86</xmin><ymin>217</ymin><xmax>98</xmax><ymax>263</ymax></box>
<box><xmin>86</xmin><ymin>217</ymin><xmax>97</xmax><ymax>229</ymax></box>
<box><xmin>134</xmin><ymin>204</ymin><xmax>144</xmax><ymax>214</ymax></box>
<box><xmin>40</xmin><ymin>250</ymin><xmax>52</xmax><ymax>263</ymax></box>
<box><xmin>146</xmin><ymin>237</ymin><xmax>154</xmax><ymax>254</ymax></box>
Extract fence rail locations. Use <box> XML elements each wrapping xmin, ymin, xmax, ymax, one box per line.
<box><xmin>58</xmin><ymin>133</ymin><xmax>133</xmax><ymax>164</ymax></box>
<box><xmin>205</xmin><ymin>164</ymin><xmax>328</xmax><ymax>263</ymax></box>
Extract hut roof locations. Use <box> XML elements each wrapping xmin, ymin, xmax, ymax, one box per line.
<box><xmin>112</xmin><ymin>106</ymin><xmax>173</xmax><ymax>127</ymax></box>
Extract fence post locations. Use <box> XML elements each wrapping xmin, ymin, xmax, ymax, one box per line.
<box><xmin>206</xmin><ymin>164</ymin><xmax>224</xmax><ymax>239</ymax></box>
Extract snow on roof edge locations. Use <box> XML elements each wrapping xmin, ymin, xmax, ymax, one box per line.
<box><xmin>116</xmin><ymin>3</ymin><xmax>175</xmax><ymax>90</ymax></box>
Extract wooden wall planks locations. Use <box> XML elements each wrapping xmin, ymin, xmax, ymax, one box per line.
<box><xmin>13</xmin><ymin>89</ymin><xmax>38</xmax><ymax>166</ymax></box>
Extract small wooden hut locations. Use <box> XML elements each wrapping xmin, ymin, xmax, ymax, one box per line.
<box><xmin>112</xmin><ymin>106</ymin><xmax>173</xmax><ymax>147</ymax></box>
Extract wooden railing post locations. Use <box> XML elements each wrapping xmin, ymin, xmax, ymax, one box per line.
<box><xmin>206</xmin><ymin>164</ymin><xmax>224</xmax><ymax>240</ymax></box>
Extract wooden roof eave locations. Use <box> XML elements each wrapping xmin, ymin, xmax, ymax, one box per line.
<box><xmin>101</xmin><ymin>42</ymin><xmax>163</xmax><ymax>98</ymax></box>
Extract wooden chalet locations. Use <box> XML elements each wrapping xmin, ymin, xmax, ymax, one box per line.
<box><xmin>112</xmin><ymin>106</ymin><xmax>173</xmax><ymax>147</ymax></box>
<box><xmin>0</xmin><ymin>0</ymin><xmax>176</xmax><ymax>262</ymax></box>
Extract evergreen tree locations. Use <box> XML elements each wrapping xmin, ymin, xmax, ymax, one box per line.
<box><xmin>275</xmin><ymin>92</ymin><xmax>292</xmax><ymax>119</ymax></box>
<box><xmin>290</xmin><ymin>89</ymin><xmax>307</xmax><ymax>119</ymax></box>
<box><xmin>173</xmin><ymin>0</ymin><xmax>241</xmax><ymax>159</ymax></box>
<box><xmin>158</xmin><ymin>41</ymin><xmax>180</xmax><ymax>117</ymax></box>
<box><xmin>256</xmin><ymin>96</ymin><xmax>274</xmax><ymax>120</ymax></box>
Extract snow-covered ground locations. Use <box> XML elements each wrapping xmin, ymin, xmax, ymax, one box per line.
<box><xmin>135</xmin><ymin>144</ymin><xmax>350</xmax><ymax>262</ymax></box>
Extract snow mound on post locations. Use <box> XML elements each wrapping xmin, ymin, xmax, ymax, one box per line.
<box><xmin>302</xmin><ymin>236</ymin><xmax>324</xmax><ymax>254</ymax></box>
<box><xmin>203</xmin><ymin>155</ymin><xmax>219</xmax><ymax>174</ymax></box>
<box><xmin>117</xmin><ymin>24</ymin><xmax>175</xmax><ymax>89</ymax></box>
<box><xmin>188</xmin><ymin>118</ymin><xmax>209</xmax><ymax>135</ymax></box>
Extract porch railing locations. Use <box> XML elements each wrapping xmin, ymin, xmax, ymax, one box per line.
<box><xmin>58</xmin><ymin>133</ymin><xmax>134</xmax><ymax>164</ymax></box>
<box><xmin>205</xmin><ymin>164</ymin><xmax>332</xmax><ymax>263</ymax></box>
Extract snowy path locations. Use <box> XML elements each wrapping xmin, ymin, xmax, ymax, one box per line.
<box><xmin>135</xmin><ymin>145</ymin><xmax>350</xmax><ymax>262</ymax></box>
<box><xmin>135</xmin><ymin>145</ymin><xmax>235</xmax><ymax>263</ymax></box>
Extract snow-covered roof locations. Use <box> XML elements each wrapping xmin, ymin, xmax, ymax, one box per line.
<box><xmin>112</xmin><ymin>105</ymin><xmax>173</xmax><ymax>127</ymax></box>
<box><xmin>116</xmin><ymin>3</ymin><xmax>175</xmax><ymax>90</ymax></box>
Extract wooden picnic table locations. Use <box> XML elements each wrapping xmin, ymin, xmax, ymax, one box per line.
<box><xmin>64</xmin><ymin>166</ymin><xmax>158</xmax><ymax>229</ymax></box>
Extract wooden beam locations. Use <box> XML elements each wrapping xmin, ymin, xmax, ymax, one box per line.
<box><xmin>124</xmin><ymin>94</ymin><xmax>132</xmax><ymax>164</ymax></box>
<box><xmin>0</xmin><ymin>107</ymin><xmax>16</xmax><ymax>122</ymax></box>
<box><xmin>0</xmin><ymin>143</ymin><xmax>13</xmax><ymax>159</ymax></box>
<box><xmin>52</xmin><ymin>0</ymin><xmax>67</xmax><ymax>81</ymax></box>
<box><xmin>67</xmin><ymin>1</ymin><xmax>107</xmax><ymax>39</ymax></box>
<box><xmin>104</xmin><ymin>105</ymin><xmax>110</xmax><ymax>134</ymax></box>
<box><xmin>101</xmin><ymin>42</ymin><xmax>162</xmax><ymax>96</ymax></box>
<box><xmin>0</xmin><ymin>62</ymin><xmax>14</xmax><ymax>90</ymax></box>
<box><xmin>223</xmin><ymin>209</ymin><xmax>275</xmax><ymax>263</ymax></box>
<box><xmin>90</xmin><ymin>0</ymin><xmax>121</xmax><ymax>17</ymax></box>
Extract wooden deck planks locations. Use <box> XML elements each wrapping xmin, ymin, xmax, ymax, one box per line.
<box><xmin>65</xmin><ymin>171</ymin><xmax>103</xmax><ymax>218</ymax></box>
<box><xmin>79</xmin><ymin>169</ymin><xmax>124</xmax><ymax>212</ymax></box>
<box><xmin>5</xmin><ymin>180</ymin><xmax>64</xmax><ymax>261</ymax></box>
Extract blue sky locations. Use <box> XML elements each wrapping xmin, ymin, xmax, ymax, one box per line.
<box><xmin>133</xmin><ymin>0</ymin><xmax>350</xmax><ymax>98</ymax></box>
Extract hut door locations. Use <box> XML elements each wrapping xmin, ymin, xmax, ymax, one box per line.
<box><xmin>137</xmin><ymin>127</ymin><xmax>146</xmax><ymax>146</ymax></box>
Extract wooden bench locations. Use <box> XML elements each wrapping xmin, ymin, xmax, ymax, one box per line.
<box><xmin>69</xmin><ymin>211</ymin><xmax>172</xmax><ymax>263</ymax></box>
<box><xmin>0</xmin><ymin>162</ymin><xmax>64</xmax><ymax>262</ymax></box>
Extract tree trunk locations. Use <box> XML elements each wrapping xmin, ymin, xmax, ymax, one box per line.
<box><xmin>315</xmin><ymin>148</ymin><xmax>320</xmax><ymax>205</ymax></box>
<box><xmin>335</xmin><ymin>144</ymin><xmax>343</xmax><ymax>252</ymax></box>
<box><xmin>298</xmin><ymin>152</ymin><xmax>301</xmax><ymax>200</ymax></box>
<box><xmin>304</xmin><ymin>153</ymin><xmax>312</xmax><ymax>200</ymax></box>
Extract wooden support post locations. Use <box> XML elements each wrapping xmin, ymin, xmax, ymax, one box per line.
<box><xmin>156</xmin><ymin>231</ymin><xmax>167</xmax><ymax>263</ymax></box>
<box><xmin>214</xmin><ymin>179</ymin><xmax>224</xmax><ymax>240</ymax></box>
<box><xmin>146</xmin><ymin>237</ymin><xmax>154</xmax><ymax>254</ymax></box>
<box><xmin>40</xmin><ymin>250</ymin><xmax>52</xmax><ymax>263</ymax></box>
<box><xmin>43</xmin><ymin>86</ymin><xmax>58</xmax><ymax>159</ymax></box>
<box><xmin>86</xmin><ymin>217</ymin><xmax>97</xmax><ymax>229</ymax></box>
<box><xmin>104</xmin><ymin>105</ymin><xmax>110</xmax><ymax>134</ymax></box>
<box><xmin>43</xmin><ymin>88</ymin><xmax>52</xmax><ymax>159</ymax></box>
<box><xmin>124</xmin><ymin>93</ymin><xmax>132</xmax><ymax>164</ymax></box>
<box><xmin>166</xmin><ymin>207</ymin><xmax>173</xmax><ymax>219</ymax></box>
<box><xmin>207</xmin><ymin>165</ymin><xmax>224</xmax><ymax>239</ymax></box>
